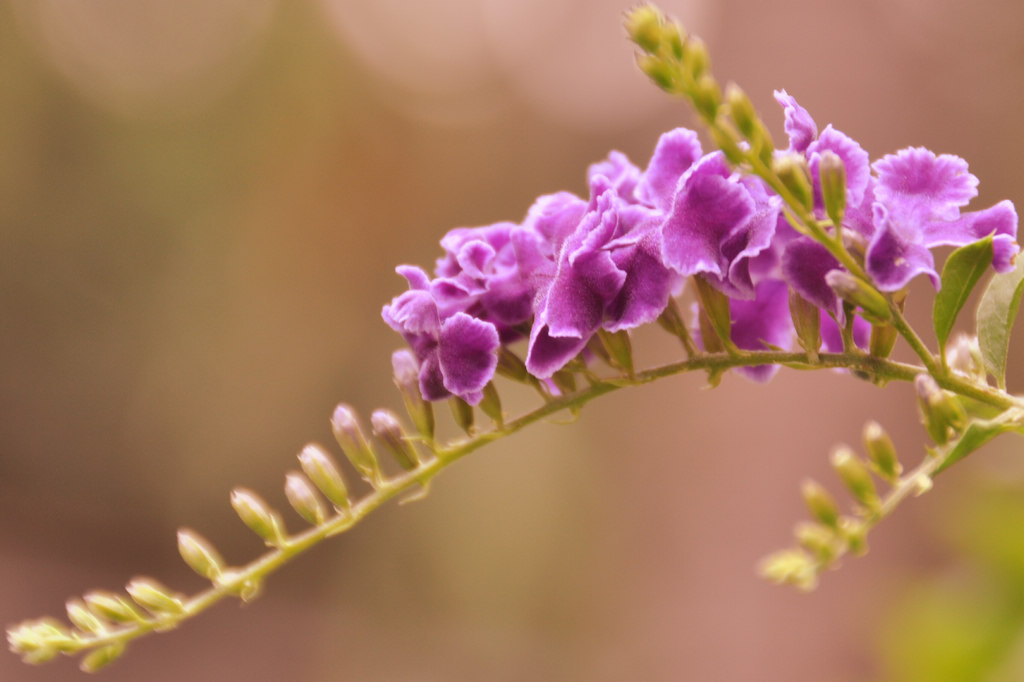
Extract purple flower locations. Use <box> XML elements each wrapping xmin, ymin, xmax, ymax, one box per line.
<box><xmin>526</xmin><ymin>176</ymin><xmax>675</xmax><ymax>378</ymax></box>
<box><xmin>866</xmin><ymin>147</ymin><xmax>1018</xmax><ymax>290</ymax></box>
<box><xmin>660</xmin><ymin>152</ymin><xmax>781</xmax><ymax>299</ymax></box>
<box><xmin>382</xmin><ymin>266</ymin><xmax>499</xmax><ymax>404</ymax></box>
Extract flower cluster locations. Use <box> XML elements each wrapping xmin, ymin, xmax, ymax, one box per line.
<box><xmin>383</xmin><ymin>95</ymin><xmax>1018</xmax><ymax>404</ymax></box>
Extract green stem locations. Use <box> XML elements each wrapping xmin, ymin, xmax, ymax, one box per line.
<box><xmin>17</xmin><ymin>348</ymin><xmax>1023</xmax><ymax>662</ymax></box>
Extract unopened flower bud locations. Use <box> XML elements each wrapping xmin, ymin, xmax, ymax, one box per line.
<box><xmin>725</xmin><ymin>83</ymin><xmax>758</xmax><ymax>139</ymax></box>
<box><xmin>709</xmin><ymin>125</ymin><xmax>746</xmax><ymax>166</ymax></box>
<box><xmin>449</xmin><ymin>396</ymin><xmax>475</xmax><ymax>434</ymax></box>
<box><xmin>789</xmin><ymin>289</ymin><xmax>821</xmax><ymax>361</ymax></box>
<box><xmin>862</xmin><ymin>421</ymin><xmax>901</xmax><ymax>482</ymax></box>
<box><xmin>331</xmin><ymin>404</ymin><xmax>383</xmax><ymax>485</ymax></box>
<box><xmin>774</xmin><ymin>154</ymin><xmax>814</xmax><ymax>212</ymax></box>
<box><xmin>66</xmin><ymin>599</ymin><xmax>105</xmax><ymax>635</ymax></box>
<box><xmin>624</xmin><ymin>4</ymin><xmax>665</xmax><ymax>54</ymax></box>
<box><xmin>598</xmin><ymin>329</ymin><xmax>635</xmax><ymax>375</ymax></box>
<box><xmin>479</xmin><ymin>383</ymin><xmax>503</xmax><ymax>426</ymax></box>
<box><xmin>830</xmin><ymin>446</ymin><xmax>879</xmax><ymax>510</ymax></box>
<box><xmin>693</xmin><ymin>74</ymin><xmax>721</xmax><ymax>120</ymax></box>
<box><xmin>681</xmin><ymin>36</ymin><xmax>710</xmax><ymax>79</ymax></box>
<box><xmin>825</xmin><ymin>270</ymin><xmax>891</xmax><ymax>323</ymax></box>
<box><xmin>392</xmin><ymin>350</ymin><xmax>434</xmax><ymax>441</ymax></box>
<box><xmin>230</xmin><ymin>488</ymin><xmax>287</xmax><ymax>546</ymax></box>
<box><xmin>840</xmin><ymin>517</ymin><xmax>868</xmax><ymax>555</ymax></box>
<box><xmin>371</xmin><ymin>409</ymin><xmax>419</xmax><ymax>471</ymax></box>
<box><xmin>298</xmin><ymin>443</ymin><xmax>351</xmax><ymax>510</ymax></box>
<box><xmin>81</xmin><ymin>643</ymin><xmax>125</xmax><ymax>673</ymax></box>
<box><xmin>794</xmin><ymin>521</ymin><xmax>838</xmax><ymax>563</ymax></box>
<box><xmin>801</xmin><ymin>479</ymin><xmax>839</xmax><ymax>528</ymax></box>
<box><xmin>125</xmin><ymin>577</ymin><xmax>185</xmax><ymax>615</ymax></box>
<box><xmin>496</xmin><ymin>347</ymin><xmax>530</xmax><ymax>383</ymax></box>
<box><xmin>915</xmin><ymin>374</ymin><xmax>967</xmax><ymax>445</ymax></box>
<box><xmin>869</xmin><ymin>321</ymin><xmax>898</xmax><ymax>359</ymax></box>
<box><xmin>83</xmin><ymin>591</ymin><xmax>145</xmax><ymax>624</ymax></box>
<box><xmin>177</xmin><ymin>528</ymin><xmax>226</xmax><ymax>580</ymax></box>
<box><xmin>694</xmin><ymin>275</ymin><xmax>733</xmax><ymax>352</ymax></box>
<box><xmin>637</xmin><ymin>54</ymin><xmax>675</xmax><ymax>91</ymax></box>
<box><xmin>818</xmin><ymin>150</ymin><xmax>847</xmax><ymax>227</ymax></box>
<box><xmin>759</xmin><ymin>549</ymin><xmax>818</xmax><ymax>591</ymax></box>
<box><xmin>285</xmin><ymin>472</ymin><xmax>327</xmax><ymax>525</ymax></box>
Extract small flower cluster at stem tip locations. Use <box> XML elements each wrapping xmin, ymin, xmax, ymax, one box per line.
<box><xmin>8</xmin><ymin>3</ymin><xmax>1024</xmax><ymax>674</ymax></box>
<box><xmin>382</xmin><ymin>7</ymin><xmax>1018</xmax><ymax>403</ymax></box>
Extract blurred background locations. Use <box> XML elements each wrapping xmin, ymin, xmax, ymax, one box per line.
<box><xmin>2</xmin><ymin>0</ymin><xmax>1024</xmax><ymax>680</ymax></box>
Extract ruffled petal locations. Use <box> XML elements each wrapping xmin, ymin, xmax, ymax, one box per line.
<box><xmin>636</xmin><ymin>128</ymin><xmax>703</xmax><ymax>211</ymax></box>
<box><xmin>660</xmin><ymin>153</ymin><xmax>755</xmax><ymax>279</ymax></box>
<box><xmin>774</xmin><ymin>89</ymin><xmax>817</xmax><ymax>153</ymax></box>
<box><xmin>874</xmin><ymin>147</ymin><xmax>978</xmax><ymax>222</ymax></box>
<box><xmin>437</xmin><ymin>313</ymin><xmax>499</xmax><ymax>404</ymax></box>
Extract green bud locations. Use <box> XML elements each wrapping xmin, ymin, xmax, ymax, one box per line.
<box><xmin>794</xmin><ymin>521</ymin><xmax>838</xmax><ymax>564</ymax></box>
<box><xmin>915</xmin><ymin>374</ymin><xmax>967</xmax><ymax>445</ymax></box>
<box><xmin>298</xmin><ymin>443</ymin><xmax>350</xmax><ymax>510</ymax></box>
<box><xmin>331</xmin><ymin>404</ymin><xmax>383</xmax><ymax>485</ymax></box>
<box><xmin>284</xmin><ymin>472</ymin><xmax>327</xmax><ymax>525</ymax></box>
<box><xmin>692</xmin><ymin>74</ymin><xmax>721</xmax><ymax>120</ymax></box>
<box><xmin>624</xmin><ymin>4</ymin><xmax>664</xmax><ymax>54</ymax></box>
<box><xmin>693</xmin><ymin>274</ymin><xmax>733</xmax><ymax>352</ymax></box>
<box><xmin>869</xmin><ymin>321</ymin><xmax>898</xmax><ymax>359</ymax></box>
<box><xmin>824</xmin><ymin>270</ymin><xmax>892</xmax><ymax>323</ymax></box>
<box><xmin>83</xmin><ymin>591</ymin><xmax>146</xmax><ymax>624</ymax></box>
<box><xmin>125</xmin><ymin>577</ymin><xmax>185</xmax><ymax>615</ymax></box>
<box><xmin>371</xmin><ymin>409</ymin><xmax>419</xmax><ymax>471</ymax></box>
<box><xmin>230</xmin><ymin>488</ymin><xmax>287</xmax><ymax>546</ymax></box>
<box><xmin>177</xmin><ymin>528</ymin><xmax>226</xmax><ymax>580</ymax></box>
<box><xmin>818</xmin><ymin>150</ymin><xmax>846</xmax><ymax>227</ymax></box>
<box><xmin>759</xmin><ymin>549</ymin><xmax>818</xmax><ymax>591</ymax></box>
<box><xmin>709</xmin><ymin>124</ymin><xmax>746</xmax><ymax>165</ymax></box>
<box><xmin>449</xmin><ymin>396</ymin><xmax>475</xmax><ymax>434</ymax></box>
<box><xmin>81</xmin><ymin>643</ymin><xmax>126</xmax><ymax>673</ymax></box>
<box><xmin>597</xmin><ymin>328</ymin><xmax>635</xmax><ymax>375</ymax></box>
<box><xmin>840</xmin><ymin>517</ymin><xmax>868</xmax><ymax>555</ymax></box>
<box><xmin>801</xmin><ymin>479</ymin><xmax>839</xmax><ymax>528</ymax></box>
<box><xmin>66</xmin><ymin>598</ymin><xmax>106</xmax><ymax>635</ymax></box>
<box><xmin>681</xmin><ymin>36</ymin><xmax>710</xmax><ymax>79</ymax></box>
<box><xmin>479</xmin><ymin>383</ymin><xmax>503</xmax><ymax>426</ymax></box>
<box><xmin>862</xmin><ymin>421</ymin><xmax>901</xmax><ymax>482</ymax></box>
<box><xmin>830</xmin><ymin>446</ymin><xmax>879</xmax><ymax>510</ymax></box>
<box><xmin>773</xmin><ymin>154</ymin><xmax>814</xmax><ymax>212</ymax></box>
<box><xmin>637</xmin><ymin>54</ymin><xmax>675</xmax><ymax>91</ymax></box>
<box><xmin>656</xmin><ymin>298</ymin><xmax>695</xmax><ymax>351</ymax></box>
<box><xmin>7</xmin><ymin>619</ymin><xmax>76</xmax><ymax>663</ymax></box>
<box><xmin>789</xmin><ymin>289</ymin><xmax>821</xmax><ymax>361</ymax></box>
<box><xmin>551</xmin><ymin>368</ymin><xmax>578</xmax><ymax>396</ymax></box>
<box><xmin>725</xmin><ymin>83</ymin><xmax>758</xmax><ymax>139</ymax></box>
<box><xmin>392</xmin><ymin>350</ymin><xmax>434</xmax><ymax>441</ymax></box>
<box><xmin>496</xmin><ymin>347</ymin><xmax>530</xmax><ymax>383</ymax></box>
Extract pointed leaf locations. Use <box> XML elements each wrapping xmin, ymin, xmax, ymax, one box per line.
<box><xmin>934</xmin><ymin>236</ymin><xmax>993</xmax><ymax>357</ymax></box>
<box><xmin>935</xmin><ymin>413</ymin><xmax>1017</xmax><ymax>475</ymax></box>
<box><xmin>977</xmin><ymin>253</ymin><xmax>1024</xmax><ymax>389</ymax></box>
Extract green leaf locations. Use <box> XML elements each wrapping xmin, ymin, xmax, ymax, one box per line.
<box><xmin>934</xmin><ymin>236</ymin><xmax>993</xmax><ymax>359</ymax></box>
<box><xmin>976</xmin><ymin>253</ymin><xmax>1024</xmax><ymax>389</ymax></box>
<box><xmin>935</xmin><ymin>414</ymin><xmax>1013</xmax><ymax>475</ymax></box>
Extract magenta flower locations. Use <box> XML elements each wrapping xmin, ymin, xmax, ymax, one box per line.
<box><xmin>382</xmin><ymin>266</ymin><xmax>499</xmax><ymax>404</ymax></box>
<box><xmin>867</xmin><ymin>147</ymin><xmax>1018</xmax><ymax>290</ymax></box>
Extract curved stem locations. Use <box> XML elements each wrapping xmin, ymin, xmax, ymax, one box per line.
<box><xmin>14</xmin><ymin>348</ymin><xmax>1023</xmax><ymax>663</ymax></box>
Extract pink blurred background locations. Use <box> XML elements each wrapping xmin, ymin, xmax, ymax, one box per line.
<box><xmin>2</xmin><ymin>1</ymin><xmax>1023</xmax><ymax>680</ymax></box>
